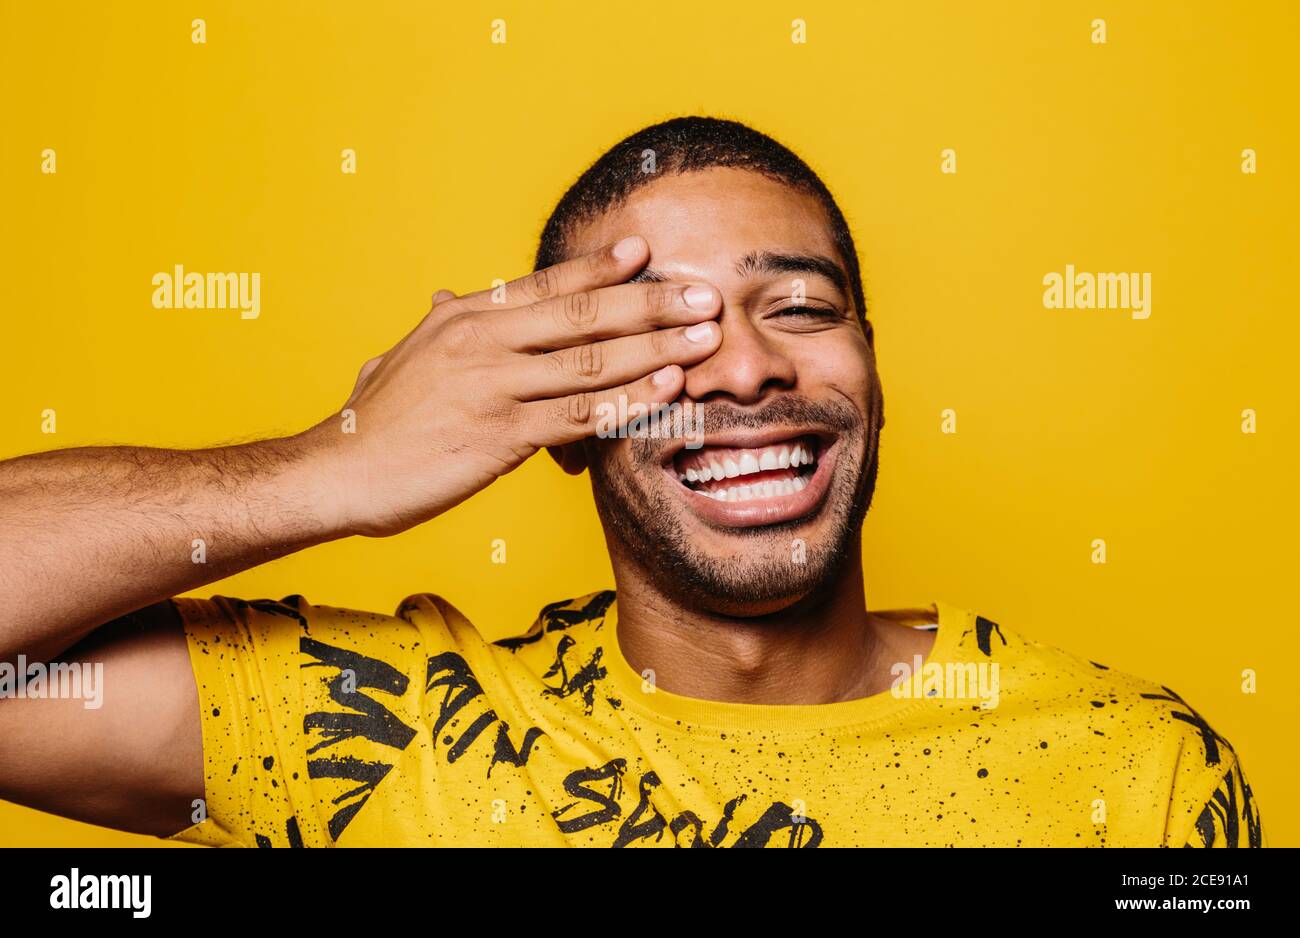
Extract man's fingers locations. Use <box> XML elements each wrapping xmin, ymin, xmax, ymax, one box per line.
<box><xmin>345</xmin><ymin>355</ymin><xmax>385</xmax><ymax>407</ymax></box>
<box><xmin>483</xmin><ymin>280</ymin><xmax>721</xmax><ymax>352</ymax></box>
<box><xmin>348</xmin><ymin>286</ymin><xmax>455</xmax><ymax>406</ymax></box>
<box><xmin>444</xmin><ymin>235</ymin><xmax>650</xmax><ymax>313</ymax></box>
<box><xmin>523</xmin><ymin>365</ymin><xmax>688</xmax><ymax>449</ymax></box>
<box><xmin>512</xmin><ymin>321</ymin><xmax>721</xmax><ymax>401</ymax></box>
<box><xmin>418</xmin><ymin>288</ymin><xmax>460</xmax><ymax>330</ymax></box>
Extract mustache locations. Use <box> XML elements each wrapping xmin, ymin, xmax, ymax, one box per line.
<box><xmin>627</xmin><ymin>395</ymin><xmax>863</xmax><ymax>464</ymax></box>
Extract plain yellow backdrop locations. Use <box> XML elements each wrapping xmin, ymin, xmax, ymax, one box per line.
<box><xmin>1</xmin><ymin>0</ymin><xmax>1295</xmax><ymax>847</ymax></box>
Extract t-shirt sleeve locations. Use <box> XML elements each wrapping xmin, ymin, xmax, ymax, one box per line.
<box><xmin>162</xmin><ymin>594</ymin><xmax>429</xmax><ymax>847</ymax></box>
<box><xmin>1178</xmin><ymin>754</ymin><xmax>1266</xmax><ymax>848</ymax></box>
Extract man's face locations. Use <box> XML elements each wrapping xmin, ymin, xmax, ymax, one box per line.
<box><xmin>567</xmin><ymin>167</ymin><xmax>884</xmax><ymax>616</ymax></box>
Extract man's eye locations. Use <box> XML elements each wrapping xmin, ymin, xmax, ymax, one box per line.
<box><xmin>775</xmin><ymin>306</ymin><xmax>838</xmax><ymax>320</ymax></box>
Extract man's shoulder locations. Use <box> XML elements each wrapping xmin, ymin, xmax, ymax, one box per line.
<box><xmin>961</xmin><ymin>610</ymin><xmax>1261</xmax><ymax>847</ymax></box>
<box><xmin>972</xmin><ymin>612</ymin><xmax>1165</xmax><ymax>699</ymax></box>
<box><xmin>176</xmin><ymin>588</ymin><xmax>615</xmax><ymax>663</ymax></box>
<box><xmin>969</xmin><ymin>609</ymin><xmax>1240</xmax><ymax>772</ymax></box>
<box><xmin>488</xmin><ymin>589</ymin><xmax>617</xmax><ymax>649</ymax></box>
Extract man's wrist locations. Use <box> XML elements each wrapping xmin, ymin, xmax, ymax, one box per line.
<box><xmin>258</xmin><ymin>426</ymin><xmax>361</xmax><ymax>544</ymax></box>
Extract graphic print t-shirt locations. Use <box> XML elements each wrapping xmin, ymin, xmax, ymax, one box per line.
<box><xmin>165</xmin><ymin>591</ymin><xmax>1264</xmax><ymax>848</ymax></box>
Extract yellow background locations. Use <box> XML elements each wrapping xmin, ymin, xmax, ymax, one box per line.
<box><xmin>1</xmin><ymin>1</ymin><xmax>1295</xmax><ymax>846</ymax></box>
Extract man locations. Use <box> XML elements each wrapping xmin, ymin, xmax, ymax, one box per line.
<box><xmin>0</xmin><ymin>117</ymin><xmax>1263</xmax><ymax>847</ymax></box>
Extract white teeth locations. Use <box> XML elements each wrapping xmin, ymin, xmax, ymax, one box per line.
<box><xmin>678</xmin><ymin>439</ymin><xmax>818</xmax><ymax>490</ymax></box>
<box><xmin>697</xmin><ymin>473</ymin><xmax>809</xmax><ymax>504</ymax></box>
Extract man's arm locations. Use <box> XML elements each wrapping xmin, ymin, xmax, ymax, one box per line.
<box><xmin>0</xmin><ymin>438</ymin><xmax>340</xmax><ymax>668</ymax></box>
<box><xmin>0</xmin><ymin>602</ymin><xmax>202</xmax><ymax>837</ymax></box>
<box><xmin>0</xmin><ymin>235</ymin><xmax>723</xmax><ymax>836</ymax></box>
<box><xmin>0</xmin><ymin>438</ymin><xmax>342</xmax><ymax>838</ymax></box>
<box><xmin>0</xmin><ymin>425</ymin><xmax>385</xmax><ymax>841</ymax></box>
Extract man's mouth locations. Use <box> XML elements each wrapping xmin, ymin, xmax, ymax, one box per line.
<box><xmin>660</xmin><ymin>431</ymin><xmax>839</xmax><ymax>528</ymax></box>
<box><xmin>675</xmin><ymin>435</ymin><xmax>819</xmax><ymax>501</ymax></box>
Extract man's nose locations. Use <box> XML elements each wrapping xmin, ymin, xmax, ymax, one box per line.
<box><xmin>681</xmin><ymin>310</ymin><xmax>796</xmax><ymax>404</ymax></box>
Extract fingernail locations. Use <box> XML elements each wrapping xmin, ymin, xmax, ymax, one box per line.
<box><xmin>684</xmin><ymin>322</ymin><xmax>717</xmax><ymax>343</ymax></box>
<box><xmin>613</xmin><ymin>236</ymin><xmax>643</xmax><ymax>261</ymax></box>
<box><xmin>683</xmin><ymin>285</ymin><xmax>716</xmax><ymax>311</ymax></box>
<box><xmin>652</xmin><ymin>365</ymin><xmax>675</xmax><ymax>387</ymax></box>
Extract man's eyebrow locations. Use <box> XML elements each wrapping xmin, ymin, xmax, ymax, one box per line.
<box><xmin>734</xmin><ymin>250</ymin><xmax>849</xmax><ymax>294</ymax></box>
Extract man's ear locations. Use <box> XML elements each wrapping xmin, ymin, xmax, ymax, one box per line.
<box><xmin>547</xmin><ymin>443</ymin><xmax>589</xmax><ymax>475</ymax></box>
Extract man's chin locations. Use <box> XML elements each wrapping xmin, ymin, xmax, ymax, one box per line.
<box><xmin>635</xmin><ymin>518</ymin><xmax>858</xmax><ymax>616</ymax></box>
<box><xmin>589</xmin><ymin>434</ymin><xmax>874</xmax><ymax>618</ymax></box>
<box><xmin>682</xmin><ymin>583</ymin><xmax>818</xmax><ymax>619</ymax></box>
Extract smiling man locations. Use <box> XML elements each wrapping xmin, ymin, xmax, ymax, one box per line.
<box><xmin>0</xmin><ymin>117</ymin><xmax>1263</xmax><ymax>847</ymax></box>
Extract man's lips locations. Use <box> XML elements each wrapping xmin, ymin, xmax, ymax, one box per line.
<box><xmin>658</xmin><ymin>430</ymin><xmax>839</xmax><ymax>529</ymax></box>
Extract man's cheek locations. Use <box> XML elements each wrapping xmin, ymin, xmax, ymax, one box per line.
<box><xmin>803</xmin><ymin>364</ymin><xmax>875</xmax><ymax>429</ymax></box>
<box><xmin>584</xmin><ymin>435</ymin><xmax>639</xmax><ymax>480</ymax></box>
<box><xmin>795</xmin><ymin>341</ymin><xmax>871</xmax><ymax>390</ymax></box>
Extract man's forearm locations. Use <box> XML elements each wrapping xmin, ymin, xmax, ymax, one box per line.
<box><xmin>0</xmin><ymin>239</ymin><xmax>712</xmax><ymax>666</ymax></box>
<box><xmin>0</xmin><ymin>431</ymin><xmax>345</xmax><ymax>663</ymax></box>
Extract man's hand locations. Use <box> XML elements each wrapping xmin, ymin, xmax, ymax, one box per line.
<box><xmin>0</xmin><ymin>234</ymin><xmax>723</xmax><ymax>837</ymax></box>
<box><xmin>308</xmin><ymin>235</ymin><xmax>722</xmax><ymax>537</ymax></box>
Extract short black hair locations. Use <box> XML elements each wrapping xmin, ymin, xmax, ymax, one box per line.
<box><xmin>534</xmin><ymin>116</ymin><xmax>868</xmax><ymax>323</ymax></box>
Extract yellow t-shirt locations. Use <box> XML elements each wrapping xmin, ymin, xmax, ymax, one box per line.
<box><xmin>166</xmin><ymin>590</ymin><xmax>1263</xmax><ymax>848</ymax></box>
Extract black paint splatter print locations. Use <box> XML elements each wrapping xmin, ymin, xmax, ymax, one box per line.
<box><xmin>166</xmin><ymin>591</ymin><xmax>1264</xmax><ymax>847</ymax></box>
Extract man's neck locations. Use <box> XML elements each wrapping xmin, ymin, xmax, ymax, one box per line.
<box><xmin>611</xmin><ymin>542</ymin><xmax>931</xmax><ymax>706</ymax></box>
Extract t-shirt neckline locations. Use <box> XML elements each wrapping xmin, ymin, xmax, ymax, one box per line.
<box><xmin>601</xmin><ymin>598</ymin><xmax>965</xmax><ymax>734</ymax></box>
